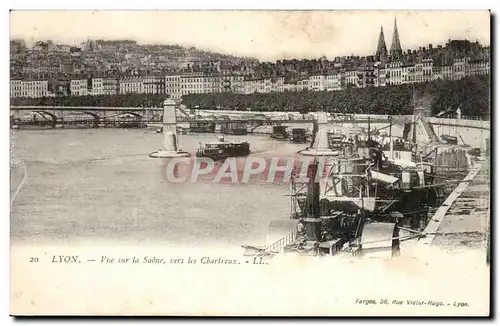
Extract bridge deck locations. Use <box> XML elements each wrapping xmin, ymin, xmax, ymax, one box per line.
<box><xmin>10</xmin><ymin>106</ymin><xmax>406</xmax><ymax>125</ymax></box>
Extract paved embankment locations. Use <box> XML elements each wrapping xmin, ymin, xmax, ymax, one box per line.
<box><xmin>420</xmin><ymin>159</ymin><xmax>490</xmax><ymax>252</ymax></box>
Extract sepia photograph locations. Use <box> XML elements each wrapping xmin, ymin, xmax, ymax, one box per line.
<box><xmin>8</xmin><ymin>9</ymin><xmax>491</xmax><ymax>316</ymax></box>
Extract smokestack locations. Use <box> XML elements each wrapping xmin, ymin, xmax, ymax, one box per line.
<box><xmin>304</xmin><ymin>161</ymin><xmax>323</xmax><ymax>242</ymax></box>
<box><xmin>306</xmin><ymin>161</ymin><xmax>320</xmax><ymax>218</ymax></box>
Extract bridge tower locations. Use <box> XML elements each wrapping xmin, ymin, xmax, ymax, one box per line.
<box><xmin>298</xmin><ymin>112</ymin><xmax>337</xmax><ymax>157</ymax></box>
<box><xmin>296</xmin><ymin>112</ymin><xmax>340</xmax><ymax>242</ymax></box>
<box><xmin>149</xmin><ymin>99</ymin><xmax>190</xmax><ymax>158</ymax></box>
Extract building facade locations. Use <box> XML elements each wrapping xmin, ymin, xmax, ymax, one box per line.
<box><xmin>70</xmin><ymin>79</ymin><xmax>88</xmax><ymax>96</ymax></box>
<box><xmin>143</xmin><ymin>77</ymin><xmax>166</xmax><ymax>94</ymax></box>
<box><xmin>89</xmin><ymin>78</ymin><xmax>104</xmax><ymax>96</ymax></box>
<box><xmin>103</xmin><ymin>78</ymin><xmax>119</xmax><ymax>95</ymax></box>
<box><xmin>119</xmin><ymin>77</ymin><xmax>144</xmax><ymax>94</ymax></box>
<box><xmin>165</xmin><ymin>75</ymin><xmax>181</xmax><ymax>100</ymax></box>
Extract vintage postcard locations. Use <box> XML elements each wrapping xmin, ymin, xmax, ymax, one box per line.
<box><xmin>9</xmin><ymin>10</ymin><xmax>491</xmax><ymax>316</ymax></box>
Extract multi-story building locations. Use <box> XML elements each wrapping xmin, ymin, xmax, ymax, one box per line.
<box><xmin>165</xmin><ymin>75</ymin><xmax>181</xmax><ymax>100</ymax></box>
<box><xmin>296</xmin><ymin>79</ymin><xmax>309</xmax><ymax>91</ymax></box>
<box><xmin>272</xmin><ymin>77</ymin><xmax>285</xmax><ymax>92</ymax></box>
<box><xmin>206</xmin><ymin>74</ymin><xmax>222</xmax><ymax>93</ymax></box>
<box><xmin>414</xmin><ymin>62</ymin><xmax>424</xmax><ymax>83</ymax></box>
<box><xmin>29</xmin><ymin>80</ymin><xmax>49</xmax><ymax>98</ymax></box>
<box><xmin>374</xmin><ymin>64</ymin><xmax>386</xmax><ymax>87</ymax></box>
<box><xmin>401</xmin><ymin>64</ymin><xmax>416</xmax><ymax>84</ymax></box>
<box><xmin>356</xmin><ymin>66</ymin><xmax>376</xmax><ymax>88</ymax></box>
<box><xmin>89</xmin><ymin>78</ymin><xmax>104</xmax><ymax>96</ymax></box>
<box><xmin>221</xmin><ymin>75</ymin><xmax>245</xmax><ymax>93</ymax></box>
<box><xmin>232</xmin><ymin>75</ymin><xmax>246</xmax><ymax>93</ymax></box>
<box><xmin>242</xmin><ymin>78</ymin><xmax>275</xmax><ymax>93</ymax></box>
<box><xmin>257</xmin><ymin>79</ymin><xmax>269</xmax><ymax>93</ymax></box>
<box><xmin>103</xmin><ymin>78</ymin><xmax>119</xmax><ymax>95</ymax></box>
<box><xmin>386</xmin><ymin>61</ymin><xmax>402</xmax><ymax>85</ymax></box>
<box><xmin>422</xmin><ymin>58</ymin><xmax>433</xmax><ymax>82</ymax></box>
<box><xmin>143</xmin><ymin>76</ymin><xmax>165</xmax><ymax>94</ymax></box>
<box><xmin>119</xmin><ymin>77</ymin><xmax>144</xmax><ymax>94</ymax></box>
<box><xmin>243</xmin><ymin>79</ymin><xmax>258</xmax><ymax>94</ymax></box>
<box><xmin>432</xmin><ymin>66</ymin><xmax>443</xmax><ymax>81</ymax></box>
<box><xmin>180</xmin><ymin>72</ymin><xmax>204</xmax><ymax>95</ymax></box>
<box><xmin>324</xmin><ymin>72</ymin><xmax>342</xmax><ymax>91</ymax></box>
<box><xmin>469</xmin><ymin>59</ymin><xmax>490</xmax><ymax>76</ymax></box>
<box><xmin>441</xmin><ymin>65</ymin><xmax>453</xmax><ymax>80</ymax></box>
<box><xmin>344</xmin><ymin>69</ymin><xmax>358</xmax><ymax>87</ymax></box>
<box><xmin>308</xmin><ymin>75</ymin><xmax>325</xmax><ymax>91</ymax></box>
<box><xmin>10</xmin><ymin>80</ymin><xmax>49</xmax><ymax>98</ymax></box>
<box><xmin>355</xmin><ymin>69</ymin><xmax>366</xmax><ymax>88</ymax></box>
<box><xmin>265</xmin><ymin>78</ymin><xmax>276</xmax><ymax>93</ymax></box>
<box><xmin>10</xmin><ymin>80</ymin><xmax>23</xmax><ymax>98</ymax></box>
<box><xmin>452</xmin><ymin>57</ymin><xmax>468</xmax><ymax>81</ymax></box>
<box><xmin>365</xmin><ymin>66</ymin><xmax>376</xmax><ymax>88</ymax></box>
<box><xmin>238</xmin><ymin>77</ymin><xmax>286</xmax><ymax>94</ymax></box>
<box><xmin>483</xmin><ymin>60</ymin><xmax>490</xmax><ymax>75</ymax></box>
<box><xmin>48</xmin><ymin>80</ymin><xmax>70</xmax><ymax>97</ymax></box>
<box><xmin>70</xmin><ymin>79</ymin><xmax>88</xmax><ymax>96</ymax></box>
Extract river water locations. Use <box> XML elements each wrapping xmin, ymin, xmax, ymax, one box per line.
<box><xmin>10</xmin><ymin>128</ymin><xmax>308</xmax><ymax>248</ymax></box>
<box><xmin>10</xmin><ymin>129</ymin><xmax>491</xmax><ymax>317</ymax></box>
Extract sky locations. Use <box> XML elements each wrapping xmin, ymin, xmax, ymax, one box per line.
<box><xmin>9</xmin><ymin>10</ymin><xmax>491</xmax><ymax>61</ymax></box>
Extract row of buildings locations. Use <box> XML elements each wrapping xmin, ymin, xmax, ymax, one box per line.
<box><xmin>10</xmin><ymin>19</ymin><xmax>490</xmax><ymax>99</ymax></box>
<box><xmin>10</xmin><ymin>56</ymin><xmax>490</xmax><ymax>99</ymax></box>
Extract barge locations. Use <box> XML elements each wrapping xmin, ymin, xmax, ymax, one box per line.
<box><xmin>196</xmin><ymin>136</ymin><xmax>250</xmax><ymax>161</ymax></box>
<box><xmin>189</xmin><ymin>122</ymin><xmax>216</xmax><ymax>133</ymax></box>
<box><xmin>270</xmin><ymin>126</ymin><xmax>288</xmax><ymax>140</ymax></box>
<box><xmin>221</xmin><ymin>122</ymin><xmax>248</xmax><ymax>135</ymax></box>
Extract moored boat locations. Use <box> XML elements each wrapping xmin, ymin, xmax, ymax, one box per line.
<box><xmin>290</xmin><ymin>128</ymin><xmax>308</xmax><ymax>143</ymax></box>
<box><xmin>221</xmin><ymin>122</ymin><xmax>248</xmax><ymax>135</ymax></box>
<box><xmin>440</xmin><ymin>134</ymin><xmax>458</xmax><ymax>145</ymax></box>
<box><xmin>110</xmin><ymin>113</ymin><xmax>145</xmax><ymax>128</ymax></box>
<box><xmin>270</xmin><ymin>126</ymin><xmax>288</xmax><ymax>140</ymax></box>
<box><xmin>189</xmin><ymin>122</ymin><xmax>216</xmax><ymax>133</ymax></box>
<box><xmin>196</xmin><ymin>136</ymin><xmax>250</xmax><ymax>160</ymax></box>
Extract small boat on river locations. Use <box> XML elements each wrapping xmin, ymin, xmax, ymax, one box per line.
<box><xmin>189</xmin><ymin>122</ymin><xmax>216</xmax><ymax>133</ymax></box>
<box><xmin>196</xmin><ymin>136</ymin><xmax>250</xmax><ymax>161</ymax></box>
<box><xmin>290</xmin><ymin>128</ymin><xmax>308</xmax><ymax>143</ymax></box>
<box><xmin>270</xmin><ymin>126</ymin><xmax>288</xmax><ymax>140</ymax></box>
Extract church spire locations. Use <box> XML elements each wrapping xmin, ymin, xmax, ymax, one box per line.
<box><xmin>390</xmin><ymin>17</ymin><xmax>403</xmax><ymax>60</ymax></box>
<box><xmin>376</xmin><ymin>26</ymin><xmax>388</xmax><ymax>61</ymax></box>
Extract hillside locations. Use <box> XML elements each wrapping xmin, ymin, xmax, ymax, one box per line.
<box><xmin>10</xmin><ymin>39</ymin><xmax>259</xmax><ymax>79</ymax></box>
